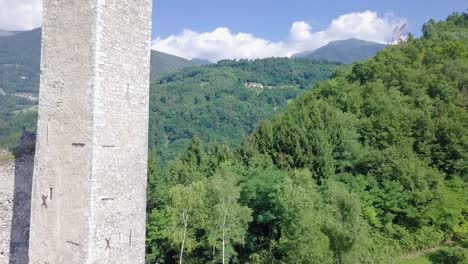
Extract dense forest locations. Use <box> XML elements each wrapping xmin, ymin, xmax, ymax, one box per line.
<box><xmin>0</xmin><ymin>34</ymin><xmax>337</xmax><ymax>153</ymax></box>
<box><xmin>149</xmin><ymin>58</ymin><xmax>337</xmax><ymax>161</ymax></box>
<box><xmin>145</xmin><ymin>13</ymin><xmax>468</xmax><ymax>264</ymax></box>
<box><xmin>0</xmin><ymin>58</ymin><xmax>336</xmax><ymax>154</ymax></box>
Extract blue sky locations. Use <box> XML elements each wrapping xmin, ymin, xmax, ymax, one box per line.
<box><xmin>1</xmin><ymin>0</ymin><xmax>466</xmax><ymax>61</ymax></box>
<box><xmin>150</xmin><ymin>1</ymin><xmax>466</xmax><ymax>61</ymax></box>
<box><xmin>152</xmin><ymin>0</ymin><xmax>467</xmax><ymax>40</ymax></box>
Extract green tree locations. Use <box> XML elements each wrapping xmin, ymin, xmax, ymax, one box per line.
<box><xmin>322</xmin><ymin>182</ymin><xmax>371</xmax><ymax>264</ymax></box>
<box><xmin>206</xmin><ymin>167</ymin><xmax>253</xmax><ymax>263</ymax></box>
<box><xmin>164</xmin><ymin>181</ymin><xmax>207</xmax><ymax>263</ymax></box>
<box><xmin>277</xmin><ymin>170</ymin><xmax>334</xmax><ymax>264</ymax></box>
<box><xmin>147</xmin><ymin>149</ymin><xmax>161</xmax><ymax>212</ymax></box>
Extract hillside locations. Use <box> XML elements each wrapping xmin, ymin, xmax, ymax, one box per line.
<box><xmin>190</xmin><ymin>58</ymin><xmax>214</xmax><ymax>65</ymax></box>
<box><xmin>0</xmin><ymin>28</ymin><xmax>41</xmax><ymax>94</ymax></box>
<box><xmin>146</xmin><ymin>12</ymin><xmax>468</xmax><ymax>264</ymax></box>
<box><xmin>0</xmin><ymin>30</ymin><xmax>18</xmax><ymax>37</ymax></box>
<box><xmin>0</xmin><ymin>27</ymin><xmax>201</xmax><ymax>95</ymax></box>
<box><xmin>294</xmin><ymin>38</ymin><xmax>387</xmax><ymax>64</ymax></box>
<box><xmin>150</xmin><ymin>50</ymin><xmax>198</xmax><ymax>80</ymax></box>
<box><xmin>0</xmin><ymin>48</ymin><xmax>338</xmax><ymax>153</ymax></box>
<box><xmin>0</xmin><ymin>28</ymin><xmax>208</xmax><ymax>148</ymax></box>
<box><xmin>149</xmin><ymin>58</ymin><xmax>338</xmax><ymax>161</ymax></box>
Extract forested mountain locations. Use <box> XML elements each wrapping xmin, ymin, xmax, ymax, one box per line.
<box><xmin>0</xmin><ymin>30</ymin><xmax>18</xmax><ymax>37</ymax></box>
<box><xmin>190</xmin><ymin>58</ymin><xmax>214</xmax><ymax>65</ymax></box>
<box><xmin>294</xmin><ymin>38</ymin><xmax>387</xmax><ymax>64</ymax></box>
<box><xmin>0</xmin><ymin>28</ymin><xmax>41</xmax><ymax>94</ymax></box>
<box><xmin>0</xmin><ymin>50</ymin><xmax>337</xmax><ymax>153</ymax></box>
<box><xmin>146</xmin><ymin>12</ymin><xmax>468</xmax><ymax>264</ymax></box>
<box><xmin>0</xmin><ymin>28</ymin><xmax>211</xmax><ymax>148</ymax></box>
<box><xmin>150</xmin><ymin>50</ymin><xmax>199</xmax><ymax>80</ymax></box>
<box><xmin>0</xmin><ymin>29</ymin><xmax>42</xmax><ymax>147</ymax></box>
<box><xmin>149</xmin><ymin>58</ymin><xmax>338</xmax><ymax>161</ymax></box>
<box><xmin>0</xmin><ymin>27</ymin><xmax>202</xmax><ymax>96</ymax></box>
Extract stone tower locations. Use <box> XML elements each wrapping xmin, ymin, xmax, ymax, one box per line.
<box><xmin>28</xmin><ymin>0</ymin><xmax>152</xmax><ymax>263</ymax></box>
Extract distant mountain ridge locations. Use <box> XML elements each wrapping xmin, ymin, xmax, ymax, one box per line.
<box><xmin>293</xmin><ymin>38</ymin><xmax>387</xmax><ymax>64</ymax></box>
<box><xmin>0</xmin><ymin>28</ymin><xmax>42</xmax><ymax>93</ymax></box>
<box><xmin>150</xmin><ymin>50</ymin><xmax>198</xmax><ymax>80</ymax></box>
<box><xmin>190</xmin><ymin>58</ymin><xmax>213</xmax><ymax>65</ymax></box>
<box><xmin>0</xmin><ymin>28</ymin><xmax>209</xmax><ymax>94</ymax></box>
<box><xmin>0</xmin><ymin>30</ymin><xmax>19</xmax><ymax>37</ymax></box>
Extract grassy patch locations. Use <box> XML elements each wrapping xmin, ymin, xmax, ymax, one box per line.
<box><xmin>0</xmin><ymin>152</ymin><xmax>14</xmax><ymax>161</ymax></box>
<box><xmin>399</xmin><ymin>244</ymin><xmax>468</xmax><ymax>264</ymax></box>
<box><xmin>399</xmin><ymin>255</ymin><xmax>432</xmax><ymax>264</ymax></box>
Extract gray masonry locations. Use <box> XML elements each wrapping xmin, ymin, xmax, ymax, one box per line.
<box><xmin>0</xmin><ymin>133</ymin><xmax>35</xmax><ymax>264</ymax></box>
<box><xmin>28</xmin><ymin>0</ymin><xmax>153</xmax><ymax>263</ymax></box>
<box><xmin>0</xmin><ymin>155</ymin><xmax>31</xmax><ymax>264</ymax></box>
<box><xmin>0</xmin><ymin>156</ymin><xmax>17</xmax><ymax>264</ymax></box>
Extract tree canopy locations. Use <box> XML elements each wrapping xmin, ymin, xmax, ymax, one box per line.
<box><xmin>146</xmin><ymin>12</ymin><xmax>468</xmax><ymax>264</ymax></box>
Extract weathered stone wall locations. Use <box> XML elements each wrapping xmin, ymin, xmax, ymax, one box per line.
<box><xmin>0</xmin><ymin>157</ymin><xmax>17</xmax><ymax>264</ymax></box>
<box><xmin>91</xmin><ymin>1</ymin><xmax>152</xmax><ymax>263</ymax></box>
<box><xmin>29</xmin><ymin>0</ymin><xmax>152</xmax><ymax>263</ymax></box>
<box><xmin>0</xmin><ymin>133</ymin><xmax>35</xmax><ymax>264</ymax></box>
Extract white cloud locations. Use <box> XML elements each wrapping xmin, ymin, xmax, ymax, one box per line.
<box><xmin>153</xmin><ymin>11</ymin><xmax>406</xmax><ymax>62</ymax></box>
<box><xmin>0</xmin><ymin>0</ymin><xmax>42</xmax><ymax>31</ymax></box>
<box><xmin>0</xmin><ymin>4</ymin><xmax>405</xmax><ymax>61</ymax></box>
<box><xmin>152</xmin><ymin>28</ymin><xmax>287</xmax><ymax>63</ymax></box>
